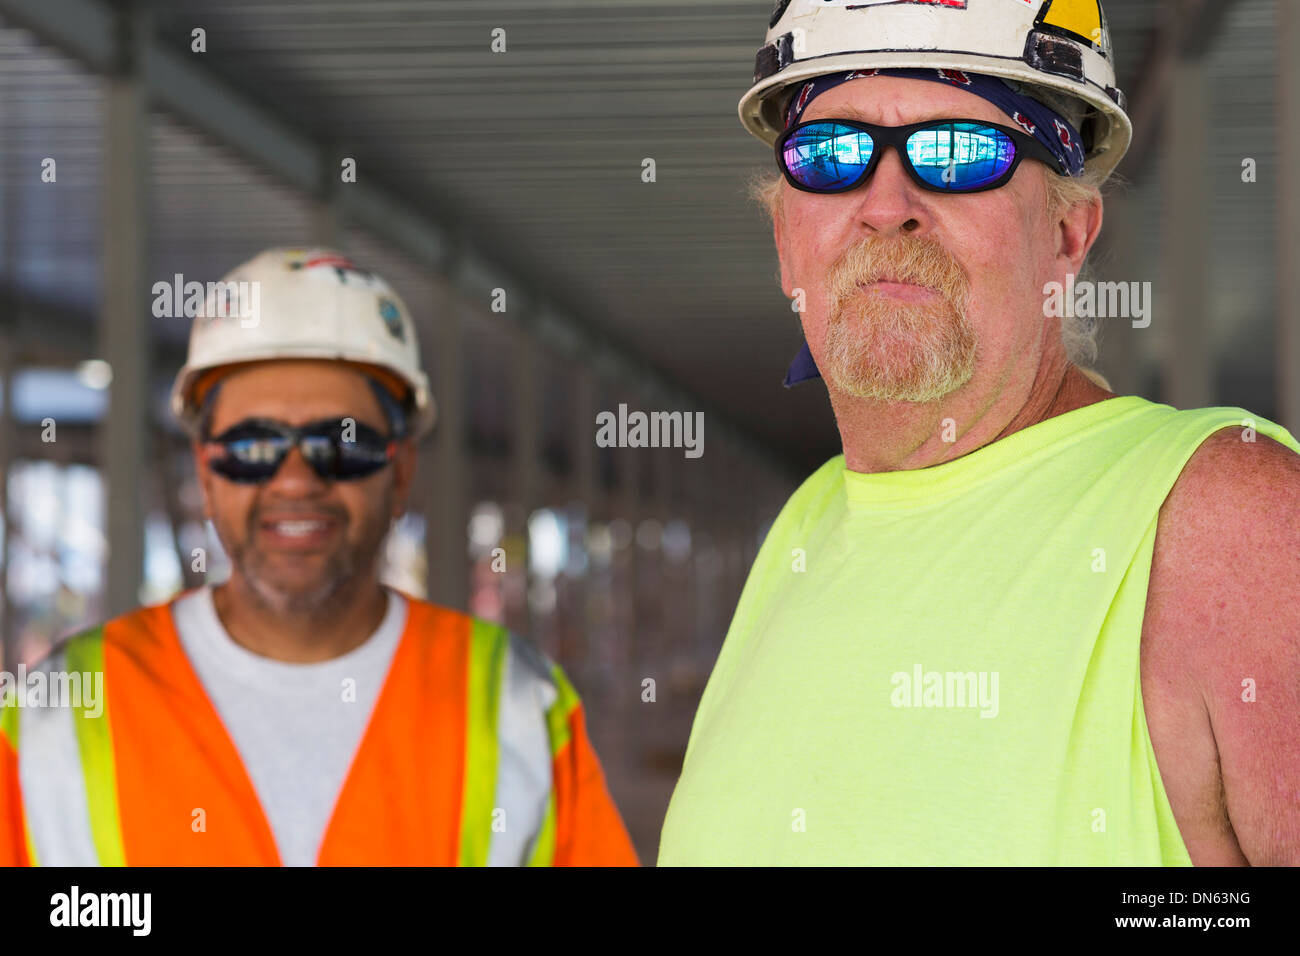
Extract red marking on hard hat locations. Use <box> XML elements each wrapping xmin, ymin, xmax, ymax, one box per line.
<box><xmin>303</xmin><ymin>254</ymin><xmax>359</xmax><ymax>271</ymax></box>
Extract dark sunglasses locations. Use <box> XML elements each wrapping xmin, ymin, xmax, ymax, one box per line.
<box><xmin>203</xmin><ymin>417</ymin><xmax>397</xmax><ymax>484</ymax></box>
<box><xmin>776</xmin><ymin>118</ymin><xmax>1066</xmax><ymax>195</ymax></box>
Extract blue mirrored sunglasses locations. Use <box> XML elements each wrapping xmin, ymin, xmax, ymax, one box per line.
<box><xmin>776</xmin><ymin>118</ymin><xmax>1066</xmax><ymax>195</ymax></box>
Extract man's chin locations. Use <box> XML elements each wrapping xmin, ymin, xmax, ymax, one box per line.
<box><xmin>238</xmin><ymin>557</ymin><xmax>353</xmax><ymax>615</ymax></box>
<box><xmin>250</xmin><ymin>577</ymin><xmax>346</xmax><ymax>615</ymax></box>
<box><xmin>822</xmin><ymin>304</ymin><xmax>976</xmax><ymax>403</ymax></box>
<box><xmin>825</xmin><ymin>349</ymin><xmax>975</xmax><ymax>403</ymax></box>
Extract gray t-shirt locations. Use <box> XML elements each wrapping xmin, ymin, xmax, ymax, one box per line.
<box><xmin>171</xmin><ymin>586</ymin><xmax>406</xmax><ymax>866</ymax></box>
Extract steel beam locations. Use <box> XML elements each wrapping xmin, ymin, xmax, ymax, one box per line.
<box><xmin>1160</xmin><ymin>43</ymin><xmax>1212</xmax><ymax>410</ymax></box>
<box><xmin>98</xmin><ymin>4</ymin><xmax>149</xmax><ymax>616</ymax></box>
<box><xmin>423</xmin><ymin>278</ymin><xmax>470</xmax><ymax>610</ymax></box>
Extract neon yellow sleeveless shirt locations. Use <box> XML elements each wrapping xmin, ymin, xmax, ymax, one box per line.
<box><xmin>658</xmin><ymin>395</ymin><xmax>1299</xmax><ymax>865</ymax></box>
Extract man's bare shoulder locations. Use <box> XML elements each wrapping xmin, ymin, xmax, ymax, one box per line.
<box><xmin>1155</xmin><ymin>425</ymin><xmax>1298</xmax><ymax>559</ymax></box>
<box><xmin>1156</xmin><ymin>425</ymin><xmax>1298</xmax><ymax>572</ymax></box>
<box><xmin>1147</xmin><ymin>425</ymin><xmax>1300</xmax><ymax>865</ymax></box>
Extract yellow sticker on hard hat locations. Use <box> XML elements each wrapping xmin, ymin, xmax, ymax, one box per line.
<box><xmin>1036</xmin><ymin>0</ymin><xmax>1105</xmax><ymax>51</ymax></box>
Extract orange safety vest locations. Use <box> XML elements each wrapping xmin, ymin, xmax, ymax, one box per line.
<box><xmin>0</xmin><ymin>591</ymin><xmax>638</xmax><ymax>866</ymax></box>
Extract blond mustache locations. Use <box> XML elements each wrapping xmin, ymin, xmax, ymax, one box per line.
<box><xmin>827</xmin><ymin>234</ymin><xmax>969</xmax><ymax>307</ymax></box>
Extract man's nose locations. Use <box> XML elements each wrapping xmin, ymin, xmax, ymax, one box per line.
<box><xmin>850</xmin><ymin>145</ymin><xmax>927</xmax><ymax>236</ymax></box>
<box><xmin>267</xmin><ymin>444</ymin><xmax>329</xmax><ymax>493</ymax></box>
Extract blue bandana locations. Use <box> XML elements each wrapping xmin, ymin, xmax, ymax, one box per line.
<box><xmin>780</xmin><ymin>68</ymin><xmax>1086</xmax><ymax>388</ymax></box>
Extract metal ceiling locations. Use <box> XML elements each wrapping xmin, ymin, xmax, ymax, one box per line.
<box><xmin>0</xmin><ymin>0</ymin><xmax>1288</xmax><ymax>473</ymax></box>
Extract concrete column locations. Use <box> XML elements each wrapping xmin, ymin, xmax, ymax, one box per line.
<box><xmin>1</xmin><ymin>77</ymin><xmax>16</xmax><ymax>659</ymax></box>
<box><xmin>574</xmin><ymin>364</ymin><xmax>599</xmax><ymax>518</ymax></box>
<box><xmin>100</xmin><ymin>7</ymin><xmax>151</xmax><ymax>616</ymax></box>
<box><xmin>311</xmin><ymin>145</ymin><xmax>344</xmax><ymax>249</ymax></box>
<box><xmin>1160</xmin><ymin>19</ymin><xmax>1212</xmax><ymax>409</ymax></box>
<box><xmin>568</xmin><ymin>365</ymin><xmax>600</xmax><ymax>671</ymax></box>
<box><xmin>508</xmin><ymin>331</ymin><xmax>539</xmax><ymax>636</ymax></box>
<box><xmin>713</xmin><ymin>436</ymin><xmax>741</xmax><ymax>651</ymax></box>
<box><xmin>727</xmin><ymin>444</ymin><xmax>749</xmax><ymax>607</ymax></box>
<box><xmin>1279</xmin><ymin>0</ymin><xmax>1300</xmax><ymax>432</ymax></box>
<box><xmin>310</xmin><ymin>200</ymin><xmax>342</xmax><ymax>250</ymax></box>
<box><xmin>0</xmin><ymin>333</ymin><xmax>15</xmax><ymax>664</ymax></box>
<box><xmin>512</xmin><ymin>334</ymin><xmax>539</xmax><ymax>512</ymax></box>
<box><xmin>423</xmin><ymin>280</ymin><xmax>469</xmax><ymax>610</ymax></box>
<box><xmin>654</xmin><ymin>416</ymin><xmax>674</xmax><ymax>521</ymax></box>
<box><xmin>610</xmin><ymin>388</ymin><xmax>640</xmax><ymax>675</ymax></box>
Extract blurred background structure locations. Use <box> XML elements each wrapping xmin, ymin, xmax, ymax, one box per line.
<box><xmin>0</xmin><ymin>0</ymin><xmax>1295</xmax><ymax>861</ymax></box>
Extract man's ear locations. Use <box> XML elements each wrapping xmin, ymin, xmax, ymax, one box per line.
<box><xmin>1056</xmin><ymin>190</ymin><xmax>1104</xmax><ymax>276</ymax></box>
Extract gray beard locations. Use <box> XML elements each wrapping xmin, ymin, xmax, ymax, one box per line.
<box><xmin>228</xmin><ymin>491</ymin><xmax>393</xmax><ymax>620</ymax></box>
<box><xmin>822</xmin><ymin>293</ymin><xmax>978</xmax><ymax>403</ymax></box>
<box><xmin>237</xmin><ymin>547</ymin><xmax>357</xmax><ymax>618</ymax></box>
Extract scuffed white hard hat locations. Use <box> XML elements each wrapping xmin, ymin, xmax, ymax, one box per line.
<box><xmin>169</xmin><ymin>247</ymin><xmax>435</xmax><ymax>438</ymax></box>
<box><xmin>740</xmin><ymin>0</ymin><xmax>1132</xmax><ymax>181</ymax></box>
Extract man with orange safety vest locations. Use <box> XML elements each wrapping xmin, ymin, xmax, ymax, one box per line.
<box><xmin>0</xmin><ymin>247</ymin><xmax>638</xmax><ymax>866</ymax></box>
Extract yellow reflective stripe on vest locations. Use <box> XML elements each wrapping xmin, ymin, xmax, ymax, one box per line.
<box><xmin>16</xmin><ymin>628</ymin><xmax>122</xmax><ymax>866</ymax></box>
<box><xmin>544</xmin><ymin>664</ymin><xmax>581</xmax><ymax>758</ymax></box>
<box><xmin>458</xmin><ymin>618</ymin><xmax>506</xmax><ymax>866</ymax></box>
<box><xmin>64</xmin><ymin>629</ymin><xmax>125</xmax><ymax>867</ymax></box>
<box><xmin>525</xmin><ymin>792</ymin><xmax>557</xmax><ymax>867</ymax></box>
<box><xmin>489</xmin><ymin>633</ymin><xmax>556</xmax><ymax>865</ymax></box>
<box><xmin>526</xmin><ymin>664</ymin><xmax>581</xmax><ymax>867</ymax></box>
<box><xmin>0</xmin><ymin>688</ymin><xmax>18</xmax><ymax>754</ymax></box>
<box><xmin>459</xmin><ymin>619</ymin><xmax>565</xmax><ymax>866</ymax></box>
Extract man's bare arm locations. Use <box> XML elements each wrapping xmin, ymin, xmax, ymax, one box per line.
<box><xmin>1162</xmin><ymin>428</ymin><xmax>1300</xmax><ymax>865</ymax></box>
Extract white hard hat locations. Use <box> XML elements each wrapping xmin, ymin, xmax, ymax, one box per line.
<box><xmin>169</xmin><ymin>247</ymin><xmax>435</xmax><ymax>439</ymax></box>
<box><xmin>740</xmin><ymin>0</ymin><xmax>1132</xmax><ymax>181</ymax></box>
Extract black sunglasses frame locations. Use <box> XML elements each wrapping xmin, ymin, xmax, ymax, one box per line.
<box><xmin>203</xmin><ymin>416</ymin><xmax>397</xmax><ymax>484</ymax></box>
<box><xmin>775</xmin><ymin>117</ymin><xmax>1068</xmax><ymax>196</ymax></box>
